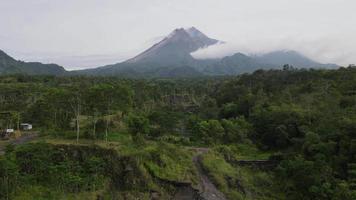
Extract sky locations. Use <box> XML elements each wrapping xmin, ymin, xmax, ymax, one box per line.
<box><xmin>0</xmin><ymin>0</ymin><xmax>355</xmax><ymax>70</ymax></box>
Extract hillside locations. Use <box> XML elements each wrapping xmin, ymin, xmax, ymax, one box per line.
<box><xmin>204</xmin><ymin>53</ymin><xmax>273</xmax><ymax>75</ymax></box>
<box><xmin>0</xmin><ymin>50</ymin><xmax>66</xmax><ymax>75</ymax></box>
<box><xmin>1</xmin><ymin>67</ymin><xmax>356</xmax><ymax>199</ymax></box>
<box><xmin>253</xmin><ymin>50</ymin><xmax>339</xmax><ymax>69</ymax></box>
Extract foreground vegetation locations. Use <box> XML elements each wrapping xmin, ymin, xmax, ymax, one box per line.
<box><xmin>1</xmin><ymin>66</ymin><xmax>356</xmax><ymax>199</ymax></box>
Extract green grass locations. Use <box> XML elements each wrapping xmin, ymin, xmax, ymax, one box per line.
<box><xmin>214</xmin><ymin>144</ymin><xmax>273</xmax><ymax>161</ymax></box>
<box><xmin>201</xmin><ymin>150</ymin><xmax>284</xmax><ymax>200</ymax></box>
<box><xmin>236</xmin><ymin>167</ymin><xmax>285</xmax><ymax>200</ymax></box>
<box><xmin>107</xmin><ymin>131</ymin><xmax>132</xmax><ymax>142</ymax></box>
<box><xmin>232</xmin><ymin>144</ymin><xmax>272</xmax><ymax>160</ymax></box>
<box><xmin>0</xmin><ymin>139</ymin><xmax>10</xmax><ymax>148</ymax></box>
<box><xmin>13</xmin><ymin>186</ymin><xmax>101</xmax><ymax>200</ymax></box>
<box><xmin>10</xmin><ymin>179</ymin><xmax>110</xmax><ymax>200</ymax></box>
<box><xmin>39</xmin><ymin>131</ymin><xmax>199</xmax><ymax>185</ymax></box>
<box><xmin>12</xmin><ymin>131</ymin><xmax>279</xmax><ymax>199</ymax></box>
<box><xmin>201</xmin><ymin>151</ymin><xmax>244</xmax><ymax>199</ymax></box>
<box><xmin>39</xmin><ymin>131</ymin><xmax>134</xmax><ymax>154</ymax></box>
<box><xmin>143</xmin><ymin>143</ymin><xmax>198</xmax><ymax>183</ymax></box>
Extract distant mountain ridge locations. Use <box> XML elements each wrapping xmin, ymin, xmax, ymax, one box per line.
<box><xmin>0</xmin><ymin>50</ymin><xmax>66</xmax><ymax>75</ymax></box>
<box><xmin>0</xmin><ymin>27</ymin><xmax>340</xmax><ymax>77</ymax></box>
<box><xmin>253</xmin><ymin>50</ymin><xmax>339</xmax><ymax>69</ymax></box>
<box><xmin>204</xmin><ymin>53</ymin><xmax>273</xmax><ymax>75</ymax></box>
<box><xmin>75</xmin><ymin>27</ymin><xmax>338</xmax><ymax>77</ymax></box>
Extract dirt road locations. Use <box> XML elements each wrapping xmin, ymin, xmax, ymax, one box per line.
<box><xmin>193</xmin><ymin>148</ymin><xmax>227</xmax><ymax>200</ymax></box>
<box><xmin>173</xmin><ymin>147</ymin><xmax>227</xmax><ymax>200</ymax></box>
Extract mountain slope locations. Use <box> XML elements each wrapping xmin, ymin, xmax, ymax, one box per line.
<box><xmin>76</xmin><ymin>27</ymin><xmax>220</xmax><ymax>76</ymax></box>
<box><xmin>126</xmin><ymin>27</ymin><xmax>219</xmax><ymax>65</ymax></box>
<box><xmin>254</xmin><ymin>50</ymin><xmax>339</xmax><ymax>69</ymax></box>
<box><xmin>75</xmin><ymin>28</ymin><xmax>339</xmax><ymax>77</ymax></box>
<box><xmin>204</xmin><ymin>53</ymin><xmax>273</xmax><ymax>75</ymax></box>
<box><xmin>0</xmin><ymin>50</ymin><xmax>22</xmax><ymax>74</ymax></box>
<box><xmin>0</xmin><ymin>50</ymin><xmax>66</xmax><ymax>75</ymax></box>
<box><xmin>1</xmin><ymin>28</ymin><xmax>338</xmax><ymax>77</ymax></box>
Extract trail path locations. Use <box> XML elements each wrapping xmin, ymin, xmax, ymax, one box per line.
<box><xmin>173</xmin><ymin>147</ymin><xmax>227</xmax><ymax>200</ymax></box>
<box><xmin>193</xmin><ymin>148</ymin><xmax>227</xmax><ymax>200</ymax></box>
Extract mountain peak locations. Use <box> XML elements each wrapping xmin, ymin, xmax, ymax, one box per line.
<box><xmin>185</xmin><ymin>27</ymin><xmax>206</xmax><ymax>38</ymax></box>
<box><xmin>165</xmin><ymin>28</ymin><xmax>192</xmax><ymax>42</ymax></box>
<box><xmin>168</xmin><ymin>28</ymin><xmax>187</xmax><ymax>36</ymax></box>
<box><xmin>126</xmin><ymin>27</ymin><xmax>219</xmax><ymax>64</ymax></box>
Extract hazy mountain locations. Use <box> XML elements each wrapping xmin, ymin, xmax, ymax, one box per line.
<box><xmin>1</xmin><ymin>28</ymin><xmax>339</xmax><ymax>77</ymax></box>
<box><xmin>76</xmin><ymin>27</ymin><xmax>220</xmax><ymax>76</ymax></box>
<box><xmin>76</xmin><ymin>27</ymin><xmax>338</xmax><ymax>77</ymax></box>
<box><xmin>204</xmin><ymin>53</ymin><xmax>273</xmax><ymax>75</ymax></box>
<box><xmin>204</xmin><ymin>51</ymin><xmax>338</xmax><ymax>75</ymax></box>
<box><xmin>126</xmin><ymin>27</ymin><xmax>219</xmax><ymax>65</ymax></box>
<box><xmin>253</xmin><ymin>50</ymin><xmax>339</xmax><ymax>69</ymax></box>
<box><xmin>0</xmin><ymin>50</ymin><xmax>66</xmax><ymax>75</ymax></box>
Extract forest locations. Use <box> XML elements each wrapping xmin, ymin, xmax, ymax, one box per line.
<box><xmin>0</xmin><ymin>66</ymin><xmax>356</xmax><ymax>199</ymax></box>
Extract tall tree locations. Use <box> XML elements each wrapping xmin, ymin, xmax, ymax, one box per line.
<box><xmin>65</xmin><ymin>85</ymin><xmax>86</xmax><ymax>143</ymax></box>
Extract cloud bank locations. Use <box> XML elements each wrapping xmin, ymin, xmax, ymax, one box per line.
<box><xmin>191</xmin><ymin>34</ymin><xmax>356</xmax><ymax>66</ymax></box>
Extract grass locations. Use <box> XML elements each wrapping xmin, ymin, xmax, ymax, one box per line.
<box><xmin>38</xmin><ymin>131</ymin><xmax>132</xmax><ymax>152</ymax></box>
<box><xmin>201</xmin><ymin>149</ymin><xmax>284</xmax><ymax>200</ymax></box>
<box><xmin>38</xmin><ymin>131</ymin><xmax>199</xmax><ymax>185</ymax></box>
<box><xmin>237</xmin><ymin>167</ymin><xmax>285</xmax><ymax>200</ymax></box>
<box><xmin>8</xmin><ymin>131</ymin><xmax>280</xmax><ymax>199</ymax></box>
<box><xmin>201</xmin><ymin>151</ymin><xmax>244</xmax><ymax>199</ymax></box>
<box><xmin>214</xmin><ymin>143</ymin><xmax>273</xmax><ymax>161</ymax></box>
<box><xmin>0</xmin><ymin>139</ymin><xmax>9</xmax><ymax>148</ymax></box>
<box><xmin>143</xmin><ymin>142</ymin><xmax>198</xmax><ymax>183</ymax></box>
<box><xmin>107</xmin><ymin>131</ymin><xmax>132</xmax><ymax>143</ymax></box>
<box><xmin>11</xmin><ymin>180</ymin><xmax>132</xmax><ymax>200</ymax></box>
<box><xmin>232</xmin><ymin>144</ymin><xmax>272</xmax><ymax>160</ymax></box>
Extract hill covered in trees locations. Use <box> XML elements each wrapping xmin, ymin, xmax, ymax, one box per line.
<box><xmin>0</xmin><ymin>50</ymin><xmax>66</xmax><ymax>75</ymax></box>
<box><xmin>0</xmin><ymin>66</ymin><xmax>356</xmax><ymax>199</ymax></box>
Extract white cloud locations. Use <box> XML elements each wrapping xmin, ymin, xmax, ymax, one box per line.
<box><xmin>192</xmin><ymin>33</ymin><xmax>356</xmax><ymax>65</ymax></box>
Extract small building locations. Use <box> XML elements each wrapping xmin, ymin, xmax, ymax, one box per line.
<box><xmin>6</xmin><ymin>129</ymin><xmax>14</xmax><ymax>133</ymax></box>
<box><xmin>20</xmin><ymin>123</ymin><xmax>32</xmax><ymax>131</ymax></box>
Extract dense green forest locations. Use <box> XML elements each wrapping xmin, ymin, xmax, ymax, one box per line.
<box><xmin>1</xmin><ymin>66</ymin><xmax>356</xmax><ymax>199</ymax></box>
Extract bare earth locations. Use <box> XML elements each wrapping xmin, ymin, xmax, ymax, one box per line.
<box><xmin>173</xmin><ymin>148</ymin><xmax>227</xmax><ymax>200</ymax></box>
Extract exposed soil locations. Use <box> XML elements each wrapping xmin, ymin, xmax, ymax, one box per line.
<box><xmin>193</xmin><ymin>148</ymin><xmax>227</xmax><ymax>200</ymax></box>
<box><xmin>173</xmin><ymin>147</ymin><xmax>227</xmax><ymax>200</ymax></box>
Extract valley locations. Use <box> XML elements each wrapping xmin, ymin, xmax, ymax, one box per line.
<box><xmin>1</xmin><ymin>0</ymin><xmax>356</xmax><ymax>199</ymax></box>
<box><xmin>1</xmin><ymin>67</ymin><xmax>356</xmax><ymax>199</ymax></box>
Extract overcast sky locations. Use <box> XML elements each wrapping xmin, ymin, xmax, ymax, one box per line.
<box><xmin>1</xmin><ymin>0</ymin><xmax>355</xmax><ymax>70</ymax></box>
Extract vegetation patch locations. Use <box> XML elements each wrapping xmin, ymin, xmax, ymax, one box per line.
<box><xmin>201</xmin><ymin>150</ymin><xmax>283</xmax><ymax>200</ymax></box>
